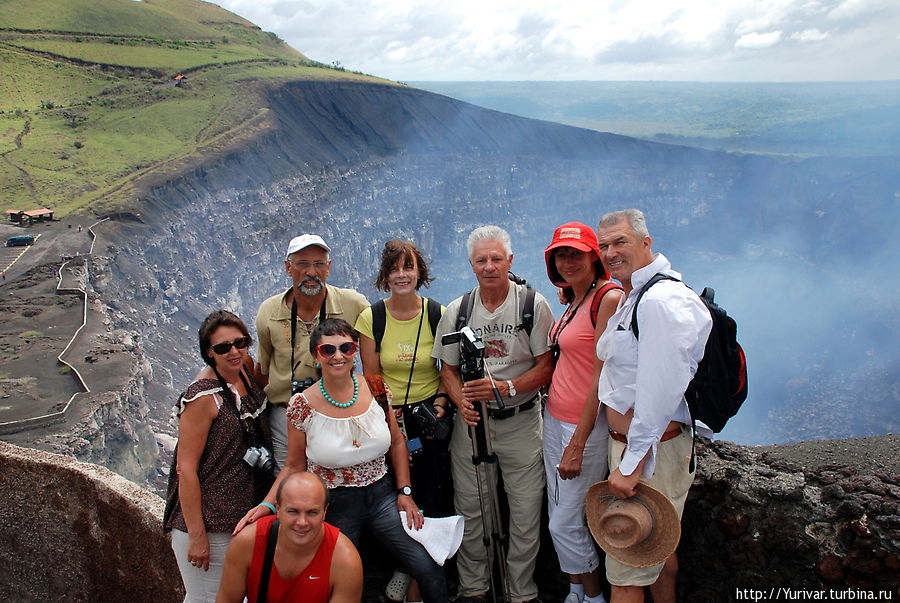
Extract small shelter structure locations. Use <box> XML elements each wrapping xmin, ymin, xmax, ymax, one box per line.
<box><xmin>6</xmin><ymin>208</ymin><xmax>54</xmax><ymax>225</ymax></box>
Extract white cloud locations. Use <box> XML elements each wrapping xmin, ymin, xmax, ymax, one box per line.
<box><xmin>790</xmin><ymin>28</ymin><xmax>829</xmax><ymax>41</ymax></box>
<box><xmin>735</xmin><ymin>30</ymin><xmax>784</xmax><ymax>48</ymax></box>
<box><xmin>828</xmin><ymin>0</ymin><xmax>883</xmax><ymax>21</ymax></box>
<box><xmin>213</xmin><ymin>0</ymin><xmax>900</xmax><ymax>80</ymax></box>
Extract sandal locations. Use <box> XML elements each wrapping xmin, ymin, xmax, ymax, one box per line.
<box><xmin>385</xmin><ymin>571</ymin><xmax>410</xmax><ymax>602</ymax></box>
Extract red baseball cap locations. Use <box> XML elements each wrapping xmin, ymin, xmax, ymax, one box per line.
<box><xmin>544</xmin><ymin>222</ymin><xmax>605</xmax><ymax>287</ymax></box>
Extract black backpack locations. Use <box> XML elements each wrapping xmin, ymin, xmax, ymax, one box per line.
<box><xmin>455</xmin><ymin>272</ymin><xmax>536</xmax><ymax>337</ymax></box>
<box><xmin>631</xmin><ymin>274</ymin><xmax>748</xmax><ymax>435</ymax></box>
<box><xmin>371</xmin><ymin>297</ymin><xmax>443</xmax><ymax>353</ymax></box>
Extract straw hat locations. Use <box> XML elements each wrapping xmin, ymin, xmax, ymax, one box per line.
<box><xmin>585</xmin><ymin>481</ymin><xmax>681</xmax><ymax>568</ymax></box>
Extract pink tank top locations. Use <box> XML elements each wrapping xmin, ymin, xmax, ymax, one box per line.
<box><xmin>547</xmin><ymin>296</ymin><xmax>600</xmax><ymax>424</ymax></box>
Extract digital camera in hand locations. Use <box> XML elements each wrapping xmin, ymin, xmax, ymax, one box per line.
<box><xmin>411</xmin><ymin>400</ymin><xmax>452</xmax><ymax>440</ymax></box>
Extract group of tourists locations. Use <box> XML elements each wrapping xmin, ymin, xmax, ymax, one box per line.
<box><xmin>163</xmin><ymin>208</ymin><xmax>713</xmax><ymax>603</ymax></box>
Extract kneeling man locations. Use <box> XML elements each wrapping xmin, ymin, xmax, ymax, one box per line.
<box><xmin>217</xmin><ymin>472</ymin><xmax>363</xmax><ymax>603</ymax></box>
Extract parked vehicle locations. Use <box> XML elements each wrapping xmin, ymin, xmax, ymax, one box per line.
<box><xmin>5</xmin><ymin>235</ymin><xmax>34</xmax><ymax>247</ymax></box>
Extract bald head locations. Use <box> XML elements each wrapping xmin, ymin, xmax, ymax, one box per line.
<box><xmin>276</xmin><ymin>471</ymin><xmax>329</xmax><ymax>509</ymax></box>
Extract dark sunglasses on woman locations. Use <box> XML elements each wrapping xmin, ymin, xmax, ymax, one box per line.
<box><xmin>210</xmin><ymin>336</ymin><xmax>252</xmax><ymax>355</ymax></box>
<box><xmin>315</xmin><ymin>341</ymin><xmax>358</xmax><ymax>357</ymax></box>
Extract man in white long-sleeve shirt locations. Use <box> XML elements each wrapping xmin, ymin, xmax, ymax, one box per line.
<box><xmin>594</xmin><ymin>209</ymin><xmax>712</xmax><ymax>603</ymax></box>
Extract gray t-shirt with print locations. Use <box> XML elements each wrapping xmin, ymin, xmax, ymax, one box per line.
<box><xmin>432</xmin><ymin>282</ymin><xmax>553</xmax><ymax>408</ymax></box>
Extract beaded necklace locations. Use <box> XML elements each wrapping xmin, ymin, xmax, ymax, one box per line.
<box><xmin>320</xmin><ymin>373</ymin><xmax>359</xmax><ymax>408</ymax></box>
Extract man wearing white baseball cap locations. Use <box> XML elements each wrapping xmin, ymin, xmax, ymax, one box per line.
<box><xmin>255</xmin><ymin>234</ymin><xmax>368</xmax><ymax>467</ymax></box>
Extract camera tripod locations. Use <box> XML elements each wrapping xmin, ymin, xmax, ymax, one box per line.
<box><xmin>467</xmin><ymin>369</ymin><xmax>513</xmax><ymax>603</ymax></box>
<box><xmin>453</xmin><ymin>327</ymin><xmax>512</xmax><ymax>603</ymax></box>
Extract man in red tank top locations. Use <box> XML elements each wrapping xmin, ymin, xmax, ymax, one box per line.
<box><xmin>217</xmin><ymin>472</ymin><xmax>363</xmax><ymax>603</ymax></box>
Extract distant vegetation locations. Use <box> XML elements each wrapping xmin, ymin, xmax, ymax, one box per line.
<box><xmin>0</xmin><ymin>0</ymin><xmax>391</xmax><ymax>216</ymax></box>
<box><xmin>413</xmin><ymin>80</ymin><xmax>900</xmax><ymax>158</ymax></box>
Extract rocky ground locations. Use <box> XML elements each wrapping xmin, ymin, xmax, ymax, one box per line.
<box><xmin>758</xmin><ymin>435</ymin><xmax>898</xmax><ymax>476</ymax></box>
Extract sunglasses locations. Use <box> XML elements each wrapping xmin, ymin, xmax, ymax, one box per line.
<box><xmin>315</xmin><ymin>341</ymin><xmax>358</xmax><ymax>357</ymax></box>
<box><xmin>210</xmin><ymin>336</ymin><xmax>252</xmax><ymax>355</ymax></box>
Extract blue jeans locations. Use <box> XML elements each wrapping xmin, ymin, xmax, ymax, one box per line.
<box><xmin>327</xmin><ymin>475</ymin><xmax>449</xmax><ymax>603</ymax></box>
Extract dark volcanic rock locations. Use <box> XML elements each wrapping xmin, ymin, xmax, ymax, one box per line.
<box><xmin>679</xmin><ymin>438</ymin><xmax>899</xmax><ymax>597</ymax></box>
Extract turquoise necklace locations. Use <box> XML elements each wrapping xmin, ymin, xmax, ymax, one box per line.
<box><xmin>320</xmin><ymin>374</ymin><xmax>359</xmax><ymax>408</ymax></box>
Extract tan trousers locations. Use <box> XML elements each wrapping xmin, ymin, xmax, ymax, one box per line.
<box><xmin>605</xmin><ymin>428</ymin><xmax>694</xmax><ymax>587</ymax></box>
<box><xmin>450</xmin><ymin>402</ymin><xmax>545</xmax><ymax>601</ymax></box>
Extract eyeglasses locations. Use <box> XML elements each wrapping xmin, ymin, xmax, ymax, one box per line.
<box><xmin>210</xmin><ymin>336</ymin><xmax>252</xmax><ymax>355</ymax></box>
<box><xmin>289</xmin><ymin>260</ymin><xmax>328</xmax><ymax>271</ymax></box>
<box><xmin>315</xmin><ymin>341</ymin><xmax>358</xmax><ymax>357</ymax></box>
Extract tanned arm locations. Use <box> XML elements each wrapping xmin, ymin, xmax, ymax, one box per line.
<box><xmin>460</xmin><ymin>350</ymin><xmax>554</xmax><ymax>408</ymax></box>
<box><xmin>358</xmin><ymin>333</ymin><xmax>382</xmax><ymax>376</ymax></box>
<box><xmin>175</xmin><ymin>393</ymin><xmax>218</xmax><ymax>570</ymax></box>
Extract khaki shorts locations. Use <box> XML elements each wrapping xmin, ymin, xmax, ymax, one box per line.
<box><xmin>605</xmin><ymin>428</ymin><xmax>694</xmax><ymax>587</ymax></box>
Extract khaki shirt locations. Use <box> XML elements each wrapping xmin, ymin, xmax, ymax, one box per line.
<box><xmin>256</xmin><ymin>284</ymin><xmax>368</xmax><ymax>405</ymax></box>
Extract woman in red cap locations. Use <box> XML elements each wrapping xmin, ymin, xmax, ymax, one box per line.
<box><xmin>543</xmin><ymin>222</ymin><xmax>623</xmax><ymax>603</ymax></box>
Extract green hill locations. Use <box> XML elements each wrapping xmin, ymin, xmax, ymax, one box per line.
<box><xmin>0</xmin><ymin>0</ymin><xmax>391</xmax><ymax>216</ymax></box>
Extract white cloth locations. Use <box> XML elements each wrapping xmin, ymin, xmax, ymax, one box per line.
<box><xmin>171</xmin><ymin>529</ymin><xmax>231</xmax><ymax>602</ymax></box>
<box><xmin>595</xmin><ymin>253</ymin><xmax>712</xmax><ymax>477</ymax></box>
<box><xmin>398</xmin><ymin>512</ymin><xmax>465</xmax><ymax>566</ymax></box>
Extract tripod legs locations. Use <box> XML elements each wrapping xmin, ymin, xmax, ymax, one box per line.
<box><xmin>450</xmin><ymin>402</ymin><xmax>544</xmax><ymax>603</ymax></box>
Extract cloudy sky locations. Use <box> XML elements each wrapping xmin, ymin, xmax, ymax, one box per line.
<box><xmin>215</xmin><ymin>0</ymin><xmax>900</xmax><ymax>81</ymax></box>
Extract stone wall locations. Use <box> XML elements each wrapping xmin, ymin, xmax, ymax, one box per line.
<box><xmin>0</xmin><ymin>441</ymin><xmax>183</xmax><ymax>602</ymax></box>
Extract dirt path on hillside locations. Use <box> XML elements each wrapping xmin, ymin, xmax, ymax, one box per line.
<box><xmin>0</xmin><ymin>217</ymin><xmax>108</xmax><ymax>433</ymax></box>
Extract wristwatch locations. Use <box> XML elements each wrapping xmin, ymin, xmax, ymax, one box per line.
<box><xmin>397</xmin><ymin>485</ymin><xmax>413</xmax><ymax>496</ymax></box>
<box><xmin>506</xmin><ymin>380</ymin><xmax>517</xmax><ymax>397</ymax></box>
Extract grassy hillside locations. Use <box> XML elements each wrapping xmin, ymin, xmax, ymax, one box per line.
<box><xmin>0</xmin><ymin>0</ymin><xmax>391</xmax><ymax>216</ymax></box>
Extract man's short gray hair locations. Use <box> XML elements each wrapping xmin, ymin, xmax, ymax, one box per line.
<box><xmin>466</xmin><ymin>225</ymin><xmax>513</xmax><ymax>259</ymax></box>
<box><xmin>599</xmin><ymin>209</ymin><xmax>650</xmax><ymax>239</ymax></box>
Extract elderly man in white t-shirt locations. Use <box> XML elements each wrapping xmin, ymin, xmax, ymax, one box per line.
<box><xmin>432</xmin><ymin>225</ymin><xmax>554</xmax><ymax>603</ymax></box>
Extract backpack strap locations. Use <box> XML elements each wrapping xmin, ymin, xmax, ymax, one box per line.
<box><xmin>628</xmin><ymin>273</ymin><xmax>698</xmax><ymax>472</ymax></box>
<box><xmin>455</xmin><ymin>289</ymin><xmax>477</xmax><ymax>332</ymax></box>
<box><xmin>257</xmin><ymin>518</ymin><xmax>280</xmax><ymax>603</ymax></box>
<box><xmin>630</xmin><ymin>273</ymin><xmax>680</xmax><ymax>339</ymax></box>
<box><xmin>590</xmin><ymin>282</ymin><xmax>625</xmax><ymax>328</ymax></box>
<box><xmin>371</xmin><ymin>300</ymin><xmax>387</xmax><ymax>353</ymax></box>
<box><xmin>424</xmin><ymin>297</ymin><xmax>442</xmax><ymax>337</ymax></box>
<box><xmin>517</xmin><ymin>284</ymin><xmax>536</xmax><ymax>337</ymax></box>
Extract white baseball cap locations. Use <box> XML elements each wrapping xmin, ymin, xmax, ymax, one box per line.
<box><xmin>285</xmin><ymin>234</ymin><xmax>331</xmax><ymax>258</ymax></box>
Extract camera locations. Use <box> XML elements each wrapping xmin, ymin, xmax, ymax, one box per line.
<box><xmin>243</xmin><ymin>446</ymin><xmax>278</xmax><ymax>475</ymax></box>
<box><xmin>292</xmin><ymin>377</ymin><xmax>314</xmax><ymax>395</ymax></box>
<box><xmin>411</xmin><ymin>398</ymin><xmax>452</xmax><ymax>440</ymax></box>
<box><xmin>441</xmin><ymin>326</ymin><xmax>485</xmax><ymax>383</ymax></box>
